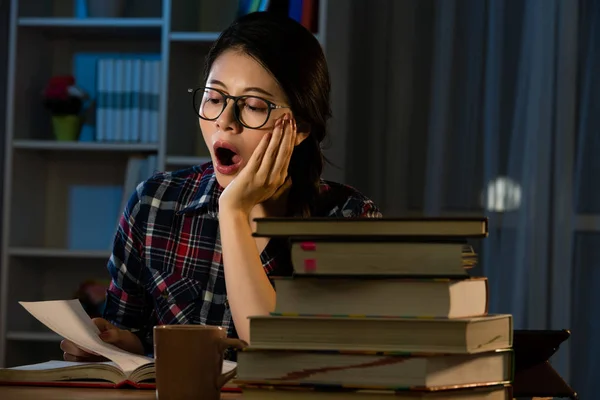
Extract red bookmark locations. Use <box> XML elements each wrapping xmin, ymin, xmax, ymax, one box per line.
<box><xmin>304</xmin><ymin>259</ymin><xmax>317</xmax><ymax>272</ymax></box>
<box><xmin>300</xmin><ymin>242</ymin><xmax>317</xmax><ymax>251</ymax></box>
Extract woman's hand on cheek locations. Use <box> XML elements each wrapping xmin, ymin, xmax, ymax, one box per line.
<box><xmin>218</xmin><ymin>113</ymin><xmax>296</xmax><ymax>216</ymax></box>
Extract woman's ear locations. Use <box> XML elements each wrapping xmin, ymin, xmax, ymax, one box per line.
<box><xmin>295</xmin><ymin>121</ymin><xmax>311</xmax><ymax>146</ymax></box>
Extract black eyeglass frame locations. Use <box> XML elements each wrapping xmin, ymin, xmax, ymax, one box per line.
<box><xmin>188</xmin><ymin>87</ymin><xmax>290</xmax><ymax>129</ymax></box>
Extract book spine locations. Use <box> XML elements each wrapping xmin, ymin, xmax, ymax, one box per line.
<box><xmin>131</xmin><ymin>59</ymin><xmax>142</xmax><ymax>142</ymax></box>
<box><xmin>95</xmin><ymin>59</ymin><xmax>106</xmax><ymax>142</ymax></box>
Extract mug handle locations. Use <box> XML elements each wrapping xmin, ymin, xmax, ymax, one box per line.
<box><xmin>217</xmin><ymin>338</ymin><xmax>248</xmax><ymax>388</ymax></box>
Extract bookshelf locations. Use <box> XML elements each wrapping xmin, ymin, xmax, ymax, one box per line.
<box><xmin>0</xmin><ymin>0</ymin><xmax>329</xmax><ymax>367</ymax></box>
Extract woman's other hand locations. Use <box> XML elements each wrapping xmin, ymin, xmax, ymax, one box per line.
<box><xmin>60</xmin><ymin>318</ymin><xmax>145</xmax><ymax>362</ymax></box>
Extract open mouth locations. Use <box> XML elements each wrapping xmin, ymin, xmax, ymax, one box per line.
<box><xmin>213</xmin><ymin>141</ymin><xmax>242</xmax><ymax>175</ymax></box>
<box><xmin>215</xmin><ymin>146</ymin><xmax>239</xmax><ymax>166</ymax></box>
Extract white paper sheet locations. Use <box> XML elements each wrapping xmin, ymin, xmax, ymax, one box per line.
<box><xmin>19</xmin><ymin>299</ymin><xmax>153</xmax><ymax>376</ymax></box>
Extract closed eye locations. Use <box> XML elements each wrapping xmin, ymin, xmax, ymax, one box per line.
<box><xmin>205</xmin><ymin>97</ymin><xmax>223</xmax><ymax>105</ymax></box>
<box><xmin>240</xmin><ymin>97</ymin><xmax>268</xmax><ymax>113</ymax></box>
<box><xmin>244</xmin><ymin>104</ymin><xmax>267</xmax><ymax>113</ymax></box>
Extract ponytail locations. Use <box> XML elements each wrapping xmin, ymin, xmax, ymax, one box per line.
<box><xmin>287</xmin><ymin>129</ymin><xmax>324</xmax><ymax>217</ymax></box>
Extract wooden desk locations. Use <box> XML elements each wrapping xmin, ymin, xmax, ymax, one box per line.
<box><xmin>0</xmin><ymin>385</ymin><xmax>558</xmax><ymax>400</ymax></box>
<box><xmin>0</xmin><ymin>386</ymin><xmax>242</xmax><ymax>399</ymax></box>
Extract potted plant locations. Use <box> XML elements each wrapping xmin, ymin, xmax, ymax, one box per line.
<box><xmin>43</xmin><ymin>75</ymin><xmax>87</xmax><ymax>141</ymax></box>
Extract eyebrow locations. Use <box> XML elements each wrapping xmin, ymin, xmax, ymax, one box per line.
<box><xmin>207</xmin><ymin>79</ymin><xmax>274</xmax><ymax>98</ymax></box>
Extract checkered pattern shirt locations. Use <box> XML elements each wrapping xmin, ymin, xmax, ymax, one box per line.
<box><xmin>103</xmin><ymin>162</ymin><xmax>381</xmax><ymax>358</ymax></box>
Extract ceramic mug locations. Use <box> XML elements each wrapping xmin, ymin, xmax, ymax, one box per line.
<box><xmin>154</xmin><ymin>325</ymin><xmax>247</xmax><ymax>400</ymax></box>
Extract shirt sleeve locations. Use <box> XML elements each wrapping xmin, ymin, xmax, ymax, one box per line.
<box><xmin>341</xmin><ymin>195</ymin><xmax>383</xmax><ymax>218</ymax></box>
<box><xmin>354</xmin><ymin>198</ymin><xmax>383</xmax><ymax>218</ymax></box>
<box><xmin>102</xmin><ymin>182</ymin><xmax>155</xmax><ymax>357</ymax></box>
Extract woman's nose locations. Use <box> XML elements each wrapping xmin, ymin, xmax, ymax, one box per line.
<box><xmin>215</xmin><ymin>101</ymin><xmax>240</xmax><ymax>132</ymax></box>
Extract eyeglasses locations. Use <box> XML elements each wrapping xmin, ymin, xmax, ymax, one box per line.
<box><xmin>188</xmin><ymin>87</ymin><xmax>290</xmax><ymax>129</ymax></box>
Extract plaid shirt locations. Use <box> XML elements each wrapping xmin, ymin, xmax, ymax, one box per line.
<box><xmin>103</xmin><ymin>162</ymin><xmax>381</xmax><ymax>358</ymax></box>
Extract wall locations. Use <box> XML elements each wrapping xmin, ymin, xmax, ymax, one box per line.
<box><xmin>0</xmin><ymin>0</ymin><xmax>10</xmax><ymax>249</ymax></box>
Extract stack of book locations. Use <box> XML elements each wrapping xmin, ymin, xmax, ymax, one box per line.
<box><xmin>234</xmin><ymin>217</ymin><xmax>514</xmax><ymax>399</ymax></box>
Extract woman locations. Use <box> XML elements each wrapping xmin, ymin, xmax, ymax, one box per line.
<box><xmin>61</xmin><ymin>11</ymin><xmax>381</xmax><ymax>361</ymax></box>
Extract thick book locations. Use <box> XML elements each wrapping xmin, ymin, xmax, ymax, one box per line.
<box><xmin>252</xmin><ymin>217</ymin><xmax>488</xmax><ymax>239</ymax></box>
<box><xmin>291</xmin><ymin>241</ymin><xmax>476</xmax><ymax>277</ymax></box>
<box><xmin>236</xmin><ymin>348</ymin><xmax>513</xmax><ymax>389</ymax></box>
<box><xmin>272</xmin><ymin>277</ymin><xmax>489</xmax><ymax>318</ymax></box>
<box><xmin>0</xmin><ymin>360</ymin><xmax>156</xmax><ymax>389</ymax></box>
<box><xmin>248</xmin><ymin>314</ymin><xmax>513</xmax><ymax>354</ymax></box>
<box><xmin>238</xmin><ymin>382</ymin><xmax>513</xmax><ymax>399</ymax></box>
<box><xmin>0</xmin><ymin>300</ymin><xmax>238</xmax><ymax>390</ymax></box>
<box><xmin>0</xmin><ymin>359</ymin><xmax>237</xmax><ymax>390</ymax></box>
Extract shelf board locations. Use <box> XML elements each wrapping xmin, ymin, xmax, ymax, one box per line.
<box><xmin>18</xmin><ymin>17</ymin><xmax>163</xmax><ymax>28</ymax></box>
<box><xmin>6</xmin><ymin>331</ymin><xmax>62</xmax><ymax>342</ymax></box>
<box><xmin>13</xmin><ymin>140</ymin><xmax>158</xmax><ymax>152</ymax></box>
<box><xmin>18</xmin><ymin>18</ymin><xmax>163</xmax><ymax>38</ymax></box>
<box><xmin>166</xmin><ymin>155</ymin><xmax>211</xmax><ymax>167</ymax></box>
<box><xmin>9</xmin><ymin>247</ymin><xmax>110</xmax><ymax>259</ymax></box>
<box><xmin>169</xmin><ymin>31</ymin><xmax>319</xmax><ymax>44</ymax></box>
<box><xmin>169</xmin><ymin>32</ymin><xmax>220</xmax><ymax>43</ymax></box>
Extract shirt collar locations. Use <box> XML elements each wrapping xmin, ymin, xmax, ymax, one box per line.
<box><xmin>177</xmin><ymin>163</ymin><xmax>223</xmax><ymax>216</ymax></box>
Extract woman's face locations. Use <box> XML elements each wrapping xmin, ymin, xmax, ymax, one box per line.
<box><xmin>199</xmin><ymin>49</ymin><xmax>293</xmax><ymax>188</ymax></box>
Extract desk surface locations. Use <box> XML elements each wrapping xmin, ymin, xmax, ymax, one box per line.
<box><xmin>0</xmin><ymin>384</ymin><xmax>557</xmax><ymax>400</ymax></box>
<box><xmin>0</xmin><ymin>386</ymin><xmax>242</xmax><ymax>399</ymax></box>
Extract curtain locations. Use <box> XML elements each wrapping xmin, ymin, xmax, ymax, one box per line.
<box><xmin>330</xmin><ymin>0</ymin><xmax>600</xmax><ymax>397</ymax></box>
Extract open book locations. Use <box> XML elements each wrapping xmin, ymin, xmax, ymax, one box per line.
<box><xmin>0</xmin><ymin>299</ymin><xmax>237</xmax><ymax>389</ymax></box>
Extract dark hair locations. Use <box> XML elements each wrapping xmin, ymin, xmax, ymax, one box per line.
<box><xmin>203</xmin><ymin>11</ymin><xmax>331</xmax><ymax>216</ymax></box>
